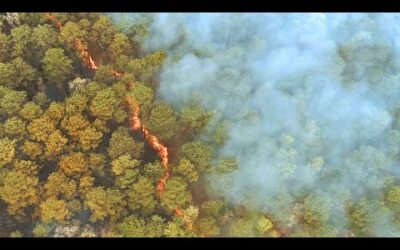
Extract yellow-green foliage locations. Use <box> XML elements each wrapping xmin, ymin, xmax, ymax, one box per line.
<box><xmin>107</xmin><ymin>127</ymin><xmax>144</xmax><ymax>160</ymax></box>
<box><xmin>19</xmin><ymin>102</ymin><xmax>43</xmax><ymax>121</ymax></box>
<box><xmin>40</xmin><ymin>198</ymin><xmax>71</xmax><ymax>223</ymax></box>
<box><xmin>13</xmin><ymin>160</ymin><xmax>38</xmax><ymax>175</ymax></box>
<box><xmin>111</xmin><ymin>154</ymin><xmax>140</xmax><ymax>176</ymax></box>
<box><xmin>61</xmin><ymin>114</ymin><xmax>90</xmax><ymax>139</ymax></box>
<box><xmin>85</xmin><ymin>187</ymin><xmax>126</xmax><ymax>222</ymax></box>
<box><xmin>161</xmin><ymin>177</ymin><xmax>192</xmax><ymax>211</ymax></box>
<box><xmin>0</xmin><ymin>89</ymin><xmax>26</xmax><ymax>116</ymax></box>
<box><xmin>45</xmin><ymin>102</ymin><xmax>65</xmax><ymax>122</ymax></box>
<box><xmin>0</xmin><ymin>13</ymin><xmax>238</xmax><ymax>238</ymax></box>
<box><xmin>4</xmin><ymin>116</ymin><xmax>25</xmax><ymax>138</ymax></box>
<box><xmin>173</xmin><ymin>158</ymin><xmax>198</xmax><ymax>183</ymax></box>
<box><xmin>27</xmin><ymin>116</ymin><xmax>55</xmax><ymax>142</ymax></box>
<box><xmin>44</xmin><ymin>171</ymin><xmax>77</xmax><ymax>200</ymax></box>
<box><xmin>21</xmin><ymin>140</ymin><xmax>43</xmax><ymax>160</ymax></box>
<box><xmin>77</xmin><ymin>127</ymin><xmax>103</xmax><ymax>151</ymax></box>
<box><xmin>41</xmin><ymin>48</ymin><xmax>73</xmax><ymax>86</ymax></box>
<box><xmin>65</xmin><ymin>93</ymin><xmax>87</xmax><ymax>115</ymax></box>
<box><xmin>126</xmin><ymin>176</ymin><xmax>156</xmax><ymax>213</ymax></box>
<box><xmin>45</xmin><ymin>129</ymin><xmax>68</xmax><ymax>157</ymax></box>
<box><xmin>0</xmin><ymin>137</ymin><xmax>16</xmax><ymax>168</ymax></box>
<box><xmin>0</xmin><ymin>170</ymin><xmax>39</xmax><ymax>216</ymax></box>
<box><xmin>58</xmin><ymin>152</ymin><xmax>87</xmax><ymax>177</ymax></box>
<box><xmin>89</xmin><ymin>87</ymin><xmax>118</xmax><ymax>120</ymax></box>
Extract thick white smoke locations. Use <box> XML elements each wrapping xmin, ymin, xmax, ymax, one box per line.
<box><xmin>110</xmin><ymin>13</ymin><xmax>400</xmax><ymax>235</ymax></box>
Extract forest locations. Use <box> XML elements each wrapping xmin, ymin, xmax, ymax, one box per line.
<box><xmin>1</xmin><ymin>12</ymin><xmax>400</xmax><ymax>237</ymax></box>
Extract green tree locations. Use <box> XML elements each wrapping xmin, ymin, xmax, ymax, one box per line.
<box><xmin>93</xmin><ymin>65</ymin><xmax>117</xmax><ymax>85</ymax></box>
<box><xmin>21</xmin><ymin>140</ymin><xmax>43</xmax><ymax>160</ymax></box>
<box><xmin>32</xmin><ymin>222</ymin><xmax>52</xmax><ymax>237</ymax></box>
<box><xmin>78</xmin><ymin>127</ymin><xmax>103</xmax><ymax>151</ymax></box>
<box><xmin>179</xmin><ymin>105</ymin><xmax>212</xmax><ymax>137</ymax></box>
<box><xmin>89</xmin><ymin>87</ymin><xmax>119</xmax><ymax>120</ymax></box>
<box><xmin>91</xmin><ymin>15</ymin><xmax>115</xmax><ymax>50</ymax></box>
<box><xmin>229</xmin><ymin>218</ymin><xmax>255</xmax><ymax>237</ymax></box>
<box><xmin>0</xmin><ymin>89</ymin><xmax>27</xmax><ymax>116</ymax></box>
<box><xmin>59</xmin><ymin>21</ymin><xmax>86</xmax><ymax>50</ymax></box>
<box><xmin>10</xmin><ymin>25</ymin><xmax>32</xmax><ymax>60</ymax></box>
<box><xmin>126</xmin><ymin>50</ymin><xmax>166</xmax><ymax>81</ymax></box>
<box><xmin>64</xmin><ymin>93</ymin><xmax>87</xmax><ymax>115</ymax></box>
<box><xmin>110</xmin><ymin>33</ymin><xmax>132</xmax><ymax>61</ymax></box>
<box><xmin>58</xmin><ymin>152</ymin><xmax>87</xmax><ymax>178</ymax></box>
<box><xmin>41</xmin><ymin>48</ymin><xmax>73</xmax><ymax>87</ymax></box>
<box><xmin>31</xmin><ymin>24</ymin><xmax>59</xmax><ymax>61</ymax></box>
<box><xmin>85</xmin><ymin>187</ymin><xmax>126</xmax><ymax>222</ymax></box>
<box><xmin>3</xmin><ymin>116</ymin><xmax>26</xmax><ymax>139</ymax></box>
<box><xmin>19</xmin><ymin>102</ymin><xmax>43</xmax><ymax>121</ymax></box>
<box><xmin>143</xmin><ymin>161</ymin><xmax>163</xmax><ymax>182</ymax></box>
<box><xmin>129</xmin><ymin>83</ymin><xmax>154</xmax><ymax>115</ymax></box>
<box><xmin>161</xmin><ymin>176</ymin><xmax>192</xmax><ymax>210</ymax></box>
<box><xmin>178</xmin><ymin>141</ymin><xmax>212</xmax><ymax>172</ymax></box>
<box><xmin>60</xmin><ymin>114</ymin><xmax>90</xmax><ymax>140</ymax></box>
<box><xmin>0</xmin><ymin>169</ymin><xmax>40</xmax><ymax>216</ymax></box>
<box><xmin>27</xmin><ymin>116</ymin><xmax>55</xmax><ymax>142</ymax></box>
<box><xmin>195</xmin><ymin>217</ymin><xmax>220</xmax><ymax>236</ymax></box>
<box><xmin>146</xmin><ymin>103</ymin><xmax>177</xmax><ymax>142</ymax></box>
<box><xmin>386</xmin><ymin>185</ymin><xmax>400</xmax><ymax>203</ymax></box>
<box><xmin>0</xmin><ymin>32</ymin><xmax>10</xmax><ymax>62</ymax></box>
<box><xmin>44</xmin><ymin>129</ymin><xmax>68</xmax><ymax>157</ymax></box>
<box><xmin>0</xmin><ymin>138</ymin><xmax>16</xmax><ymax>168</ymax></box>
<box><xmin>0</xmin><ymin>62</ymin><xmax>15</xmax><ymax>88</ymax></box>
<box><xmin>303</xmin><ymin>193</ymin><xmax>332</xmax><ymax>228</ymax></box>
<box><xmin>111</xmin><ymin>154</ymin><xmax>140</xmax><ymax>176</ymax></box>
<box><xmin>173</xmin><ymin>158</ymin><xmax>198</xmax><ymax>183</ymax></box>
<box><xmin>126</xmin><ymin>176</ymin><xmax>157</xmax><ymax>214</ymax></box>
<box><xmin>115</xmin><ymin>215</ymin><xmax>147</xmax><ymax>237</ymax></box>
<box><xmin>39</xmin><ymin>198</ymin><xmax>71</xmax><ymax>223</ymax></box>
<box><xmin>107</xmin><ymin>127</ymin><xmax>144</xmax><ymax>160</ymax></box>
<box><xmin>44</xmin><ymin>171</ymin><xmax>77</xmax><ymax>200</ymax></box>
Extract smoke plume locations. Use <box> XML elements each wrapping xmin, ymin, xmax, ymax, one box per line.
<box><xmin>110</xmin><ymin>13</ymin><xmax>400</xmax><ymax>235</ymax></box>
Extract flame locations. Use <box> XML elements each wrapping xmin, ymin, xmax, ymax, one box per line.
<box><xmin>45</xmin><ymin>12</ymin><xmax>98</xmax><ymax>71</ymax></box>
<box><xmin>125</xmin><ymin>95</ymin><xmax>170</xmax><ymax>198</ymax></box>
<box><xmin>45</xmin><ymin>12</ymin><xmax>193</xmax><ymax>232</ymax></box>
<box><xmin>45</xmin><ymin>12</ymin><xmax>62</xmax><ymax>29</ymax></box>
<box><xmin>74</xmin><ymin>39</ymin><xmax>98</xmax><ymax>71</ymax></box>
<box><xmin>174</xmin><ymin>208</ymin><xmax>193</xmax><ymax>231</ymax></box>
<box><xmin>111</xmin><ymin>69</ymin><xmax>122</xmax><ymax>77</ymax></box>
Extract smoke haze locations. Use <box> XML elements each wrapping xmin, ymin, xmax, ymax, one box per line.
<box><xmin>110</xmin><ymin>13</ymin><xmax>400</xmax><ymax>235</ymax></box>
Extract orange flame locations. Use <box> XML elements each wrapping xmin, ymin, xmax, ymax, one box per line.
<box><xmin>45</xmin><ymin>12</ymin><xmax>98</xmax><ymax>71</ymax></box>
<box><xmin>45</xmin><ymin>12</ymin><xmax>62</xmax><ymax>29</ymax></box>
<box><xmin>45</xmin><ymin>12</ymin><xmax>191</xmax><ymax>232</ymax></box>
<box><xmin>74</xmin><ymin>39</ymin><xmax>98</xmax><ymax>71</ymax></box>
<box><xmin>125</xmin><ymin>95</ymin><xmax>170</xmax><ymax>198</ymax></box>
<box><xmin>174</xmin><ymin>208</ymin><xmax>193</xmax><ymax>231</ymax></box>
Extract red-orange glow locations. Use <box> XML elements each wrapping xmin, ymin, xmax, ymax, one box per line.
<box><xmin>174</xmin><ymin>208</ymin><xmax>193</xmax><ymax>231</ymax></box>
<box><xmin>74</xmin><ymin>39</ymin><xmax>98</xmax><ymax>71</ymax></box>
<box><xmin>45</xmin><ymin>12</ymin><xmax>62</xmax><ymax>29</ymax></box>
<box><xmin>111</xmin><ymin>69</ymin><xmax>122</xmax><ymax>77</ymax></box>
<box><xmin>125</xmin><ymin>94</ymin><xmax>170</xmax><ymax>198</ymax></box>
<box><xmin>44</xmin><ymin>12</ymin><xmax>190</xmax><ymax>231</ymax></box>
<box><xmin>45</xmin><ymin>12</ymin><xmax>98</xmax><ymax>71</ymax></box>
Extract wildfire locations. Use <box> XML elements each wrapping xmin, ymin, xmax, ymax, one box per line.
<box><xmin>174</xmin><ymin>208</ymin><xmax>193</xmax><ymax>231</ymax></box>
<box><xmin>44</xmin><ymin>12</ymin><xmax>62</xmax><ymax>29</ymax></box>
<box><xmin>45</xmin><ymin>12</ymin><xmax>98</xmax><ymax>71</ymax></box>
<box><xmin>45</xmin><ymin>12</ymin><xmax>193</xmax><ymax>232</ymax></box>
<box><xmin>125</xmin><ymin>95</ymin><xmax>170</xmax><ymax>198</ymax></box>
<box><xmin>74</xmin><ymin>39</ymin><xmax>98</xmax><ymax>71</ymax></box>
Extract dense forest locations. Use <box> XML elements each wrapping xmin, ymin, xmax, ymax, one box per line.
<box><xmin>1</xmin><ymin>12</ymin><xmax>400</xmax><ymax>237</ymax></box>
<box><xmin>0</xmin><ymin>12</ymin><xmax>279</xmax><ymax>237</ymax></box>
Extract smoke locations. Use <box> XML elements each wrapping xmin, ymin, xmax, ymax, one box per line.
<box><xmin>110</xmin><ymin>13</ymin><xmax>400</xmax><ymax>235</ymax></box>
